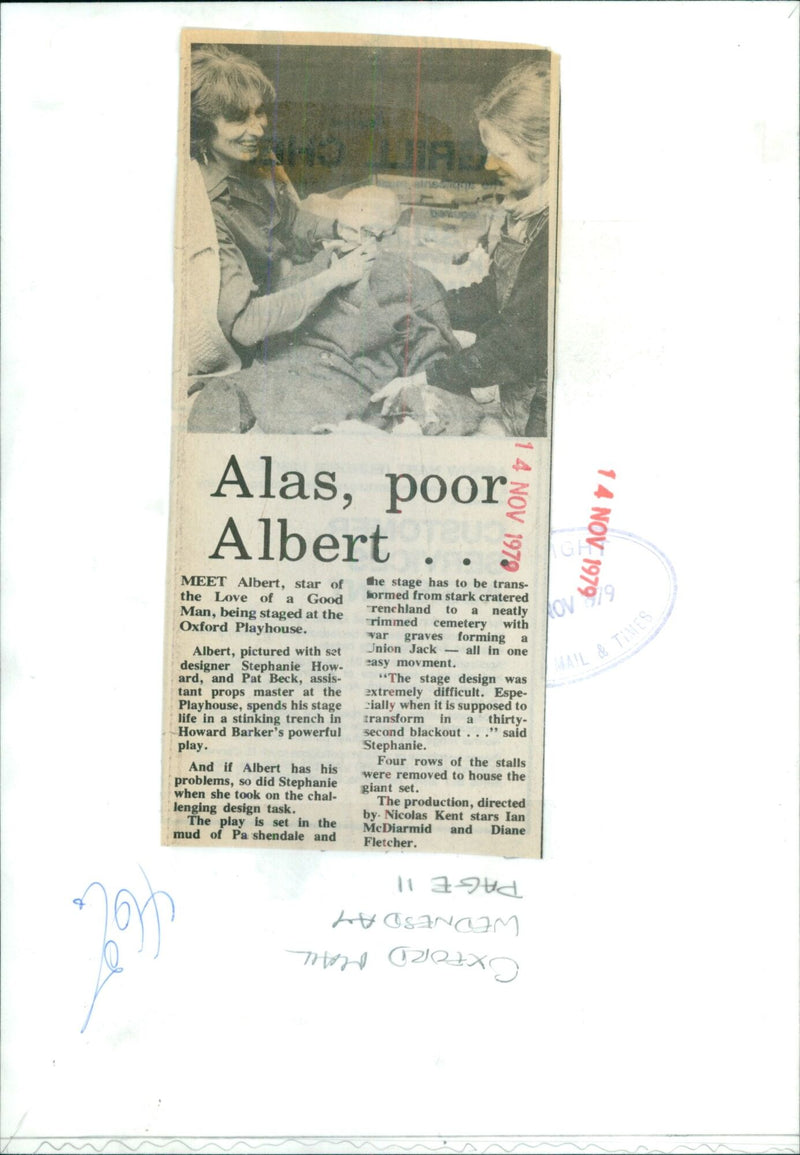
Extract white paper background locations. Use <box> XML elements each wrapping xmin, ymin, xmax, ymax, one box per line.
<box><xmin>2</xmin><ymin>3</ymin><xmax>798</xmax><ymax>1152</ymax></box>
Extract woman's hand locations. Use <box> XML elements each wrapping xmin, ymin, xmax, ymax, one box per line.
<box><xmin>334</xmin><ymin>222</ymin><xmax>361</xmax><ymax>246</ymax></box>
<box><xmin>312</xmin><ymin>419</ymin><xmax>388</xmax><ymax>435</ymax></box>
<box><xmin>325</xmin><ymin>240</ymin><xmax>377</xmax><ymax>288</ymax></box>
<box><xmin>370</xmin><ymin>372</ymin><xmax>428</xmax><ymax>415</ymax></box>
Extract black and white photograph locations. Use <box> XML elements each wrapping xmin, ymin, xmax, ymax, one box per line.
<box><xmin>183</xmin><ymin>39</ymin><xmax>558</xmax><ymax>438</ymax></box>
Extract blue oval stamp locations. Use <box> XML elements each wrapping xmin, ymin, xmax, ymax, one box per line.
<box><xmin>546</xmin><ymin>527</ymin><xmax>677</xmax><ymax>687</ymax></box>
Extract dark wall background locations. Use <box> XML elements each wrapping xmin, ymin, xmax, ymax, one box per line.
<box><xmin>226</xmin><ymin>44</ymin><xmax>549</xmax><ymax>196</ymax></box>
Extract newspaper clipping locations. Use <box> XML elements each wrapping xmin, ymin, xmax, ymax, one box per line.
<box><xmin>163</xmin><ymin>30</ymin><xmax>559</xmax><ymax>856</ymax></box>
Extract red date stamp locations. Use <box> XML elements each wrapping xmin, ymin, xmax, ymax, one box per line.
<box><xmin>578</xmin><ymin>469</ymin><xmax>616</xmax><ymax>597</ymax></box>
<box><xmin>500</xmin><ymin>442</ymin><xmax>534</xmax><ymax>572</ymax></box>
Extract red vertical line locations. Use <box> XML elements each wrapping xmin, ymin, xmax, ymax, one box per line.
<box><xmin>368</xmin><ymin>50</ymin><xmax>379</xmax><ymax>183</ymax></box>
<box><xmin>298</xmin><ymin>51</ymin><xmax>312</xmax><ymax>198</ymax></box>
<box><xmin>357</xmin><ymin>50</ymin><xmax>381</xmax><ymax>373</ymax></box>
<box><xmin>400</xmin><ymin>47</ymin><xmax>424</xmax><ymax>414</ymax></box>
<box><xmin>261</xmin><ymin>46</ymin><xmax>282</xmax><ymax>364</ymax></box>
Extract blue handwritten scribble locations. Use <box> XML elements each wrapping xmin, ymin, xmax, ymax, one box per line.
<box><xmin>72</xmin><ymin>865</ymin><xmax>175</xmax><ymax>1033</ymax></box>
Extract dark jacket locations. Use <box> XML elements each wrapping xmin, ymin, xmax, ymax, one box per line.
<box><xmin>426</xmin><ymin>209</ymin><xmax>550</xmax><ymax>436</ymax></box>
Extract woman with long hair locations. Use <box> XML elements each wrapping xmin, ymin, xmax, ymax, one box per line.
<box><xmin>190</xmin><ymin>45</ymin><xmax>375</xmax><ymax>359</ymax></box>
<box><xmin>372</xmin><ymin>60</ymin><xmax>553</xmax><ymax>437</ymax></box>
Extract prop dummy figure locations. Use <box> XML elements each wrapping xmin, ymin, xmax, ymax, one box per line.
<box><xmin>191</xmin><ymin>183</ymin><xmax>485</xmax><ymax>435</ymax></box>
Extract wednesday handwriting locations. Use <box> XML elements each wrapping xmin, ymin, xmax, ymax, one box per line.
<box><xmin>332</xmin><ymin>910</ymin><xmax>519</xmax><ymax>936</ymax></box>
<box><xmin>286</xmin><ymin>947</ymin><xmax>519</xmax><ymax>982</ymax></box>
<box><xmin>73</xmin><ymin>866</ymin><xmax>175</xmax><ymax>1033</ymax></box>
